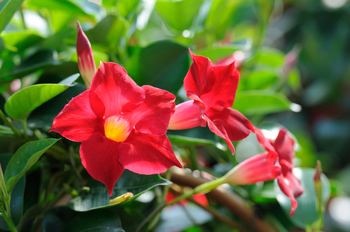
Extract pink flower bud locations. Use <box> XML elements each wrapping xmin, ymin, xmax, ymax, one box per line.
<box><xmin>77</xmin><ymin>21</ymin><xmax>96</xmax><ymax>89</ymax></box>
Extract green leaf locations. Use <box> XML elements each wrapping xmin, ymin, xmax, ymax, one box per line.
<box><xmin>155</xmin><ymin>0</ymin><xmax>203</xmax><ymax>32</ymax></box>
<box><xmin>62</xmin><ymin>210</ymin><xmax>124</xmax><ymax>232</ymax></box>
<box><xmin>274</xmin><ymin>168</ymin><xmax>331</xmax><ymax>228</ymax></box>
<box><xmin>168</xmin><ymin>135</ymin><xmax>216</xmax><ymax>147</ymax></box>
<box><xmin>0</xmin><ymin>0</ymin><xmax>25</xmax><ymax>34</ymax></box>
<box><xmin>233</xmin><ymin>91</ymin><xmax>300</xmax><ymax>115</ymax></box>
<box><xmin>68</xmin><ymin>170</ymin><xmax>171</xmax><ymax>212</ymax></box>
<box><xmin>4</xmin><ymin>138</ymin><xmax>59</xmax><ymax>193</ymax></box>
<box><xmin>28</xmin><ymin>83</ymin><xmax>85</xmax><ymax>129</ymax></box>
<box><xmin>5</xmin><ymin>73</ymin><xmax>79</xmax><ymax>120</ymax></box>
<box><xmin>0</xmin><ymin>50</ymin><xmax>61</xmax><ymax>82</ymax></box>
<box><xmin>125</xmin><ymin>41</ymin><xmax>190</xmax><ymax>94</ymax></box>
<box><xmin>0</xmin><ymin>154</ymin><xmax>26</xmax><ymax>229</ymax></box>
<box><xmin>86</xmin><ymin>15</ymin><xmax>127</xmax><ymax>52</ymax></box>
<box><xmin>26</xmin><ymin>0</ymin><xmax>93</xmax><ymax>19</ymax></box>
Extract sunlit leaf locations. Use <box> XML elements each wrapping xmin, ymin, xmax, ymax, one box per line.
<box><xmin>5</xmin><ymin>74</ymin><xmax>79</xmax><ymax>120</ymax></box>
<box><xmin>155</xmin><ymin>0</ymin><xmax>203</xmax><ymax>32</ymax></box>
<box><xmin>26</xmin><ymin>0</ymin><xmax>93</xmax><ymax>19</ymax></box>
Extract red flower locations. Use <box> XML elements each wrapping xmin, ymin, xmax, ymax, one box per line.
<box><xmin>168</xmin><ymin>50</ymin><xmax>254</xmax><ymax>153</ymax></box>
<box><xmin>223</xmin><ymin>127</ymin><xmax>281</xmax><ymax>185</ymax></box>
<box><xmin>77</xmin><ymin>22</ymin><xmax>96</xmax><ymax>89</ymax></box>
<box><xmin>272</xmin><ymin>128</ymin><xmax>304</xmax><ymax>216</ymax></box>
<box><xmin>51</xmin><ymin>62</ymin><xmax>182</xmax><ymax>196</ymax></box>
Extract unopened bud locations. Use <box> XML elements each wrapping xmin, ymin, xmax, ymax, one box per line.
<box><xmin>76</xmin><ymin>21</ymin><xmax>96</xmax><ymax>89</ymax></box>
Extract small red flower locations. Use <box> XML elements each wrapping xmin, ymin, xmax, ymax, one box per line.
<box><xmin>51</xmin><ymin>62</ymin><xmax>182</xmax><ymax>196</ymax></box>
<box><xmin>272</xmin><ymin>128</ymin><xmax>304</xmax><ymax>216</ymax></box>
<box><xmin>168</xmin><ymin>50</ymin><xmax>254</xmax><ymax>153</ymax></box>
<box><xmin>77</xmin><ymin>22</ymin><xmax>96</xmax><ymax>89</ymax></box>
<box><xmin>223</xmin><ymin>127</ymin><xmax>281</xmax><ymax>185</ymax></box>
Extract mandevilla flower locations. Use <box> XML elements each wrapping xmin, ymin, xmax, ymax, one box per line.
<box><xmin>273</xmin><ymin>128</ymin><xmax>304</xmax><ymax>216</ymax></box>
<box><xmin>77</xmin><ymin>22</ymin><xmax>96</xmax><ymax>89</ymax></box>
<box><xmin>168</xmin><ymin>50</ymin><xmax>254</xmax><ymax>153</ymax></box>
<box><xmin>51</xmin><ymin>62</ymin><xmax>182</xmax><ymax>195</ymax></box>
<box><xmin>223</xmin><ymin>128</ymin><xmax>281</xmax><ymax>185</ymax></box>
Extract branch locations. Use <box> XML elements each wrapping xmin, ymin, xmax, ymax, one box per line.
<box><xmin>162</xmin><ymin>169</ymin><xmax>278</xmax><ymax>232</ymax></box>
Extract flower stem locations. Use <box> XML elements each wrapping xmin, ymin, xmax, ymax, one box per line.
<box><xmin>0</xmin><ymin>110</ymin><xmax>21</xmax><ymax>138</ymax></box>
<box><xmin>2</xmin><ymin>198</ymin><xmax>17</xmax><ymax>232</ymax></box>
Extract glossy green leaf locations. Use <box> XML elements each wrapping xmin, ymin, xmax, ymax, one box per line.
<box><xmin>233</xmin><ymin>91</ymin><xmax>300</xmax><ymax>115</ymax></box>
<box><xmin>168</xmin><ymin>135</ymin><xmax>216</xmax><ymax>147</ymax></box>
<box><xmin>68</xmin><ymin>170</ymin><xmax>171</xmax><ymax>211</ymax></box>
<box><xmin>28</xmin><ymin>83</ymin><xmax>85</xmax><ymax>129</ymax></box>
<box><xmin>86</xmin><ymin>15</ymin><xmax>127</xmax><ymax>52</ymax></box>
<box><xmin>125</xmin><ymin>41</ymin><xmax>189</xmax><ymax>93</ymax></box>
<box><xmin>62</xmin><ymin>210</ymin><xmax>124</xmax><ymax>232</ymax></box>
<box><xmin>0</xmin><ymin>154</ymin><xmax>25</xmax><ymax>229</ymax></box>
<box><xmin>26</xmin><ymin>0</ymin><xmax>93</xmax><ymax>19</ymax></box>
<box><xmin>155</xmin><ymin>0</ymin><xmax>203</xmax><ymax>32</ymax></box>
<box><xmin>0</xmin><ymin>0</ymin><xmax>25</xmax><ymax>34</ymax></box>
<box><xmin>0</xmin><ymin>50</ymin><xmax>61</xmax><ymax>82</ymax></box>
<box><xmin>275</xmin><ymin>168</ymin><xmax>331</xmax><ymax>228</ymax></box>
<box><xmin>5</xmin><ymin>73</ymin><xmax>79</xmax><ymax>120</ymax></box>
<box><xmin>4</xmin><ymin>138</ymin><xmax>59</xmax><ymax>193</ymax></box>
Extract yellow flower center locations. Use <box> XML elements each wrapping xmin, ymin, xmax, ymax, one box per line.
<box><xmin>104</xmin><ymin>116</ymin><xmax>130</xmax><ymax>142</ymax></box>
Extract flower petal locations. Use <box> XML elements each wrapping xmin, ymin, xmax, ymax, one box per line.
<box><xmin>202</xmin><ymin>114</ymin><xmax>235</xmax><ymax>154</ymax></box>
<box><xmin>184</xmin><ymin>50</ymin><xmax>239</xmax><ymax>108</ymax></box>
<box><xmin>273</xmin><ymin>128</ymin><xmax>295</xmax><ymax>165</ymax></box>
<box><xmin>253</xmin><ymin>127</ymin><xmax>278</xmax><ymax>162</ymax></box>
<box><xmin>89</xmin><ymin>62</ymin><xmax>145</xmax><ymax>117</ymax></box>
<box><xmin>50</xmin><ymin>91</ymin><xmax>104</xmax><ymax>142</ymax></box>
<box><xmin>125</xmin><ymin>85</ymin><xmax>175</xmax><ymax>135</ymax></box>
<box><xmin>168</xmin><ymin>100</ymin><xmax>205</xmax><ymax>130</ymax></box>
<box><xmin>118</xmin><ymin>131</ymin><xmax>182</xmax><ymax>174</ymax></box>
<box><xmin>80</xmin><ymin>133</ymin><xmax>124</xmax><ymax>196</ymax></box>
<box><xmin>205</xmin><ymin>106</ymin><xmax>254</xmax><ymax>141</ymax></box>
<box><xmin>224</xmin><ymin>152</ymin><xmax>281</xmax><ymax>185</ymax></box>
<box><xmin>277</xmin><ymin>176</ymin><xmax>298</xmax><ymax>216</ymax></box>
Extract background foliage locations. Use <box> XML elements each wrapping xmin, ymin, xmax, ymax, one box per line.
<box><xmin>0</xmin><ymin>0</ymin><xmax>349</xmax><ymax>231</ymax></box>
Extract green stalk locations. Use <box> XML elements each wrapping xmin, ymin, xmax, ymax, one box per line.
<box><xmin>0</xmin><ymin>110</ymin><xmax>21</xmax><ymax>138</ymax></box>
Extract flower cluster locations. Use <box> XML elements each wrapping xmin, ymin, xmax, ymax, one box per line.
<box><xmin>51</xmin><ymin>23</ymin><xmax>304</xmax><ymax>214</ymax></box>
